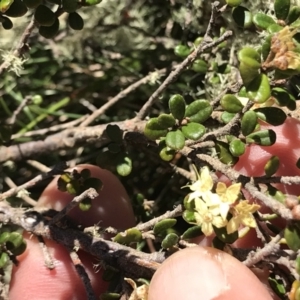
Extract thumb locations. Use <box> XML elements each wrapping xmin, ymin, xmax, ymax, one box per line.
<box><xmin>148</xmin><ymin>246</ymin><xmax>274</xmax><ymax>300</ymax></box>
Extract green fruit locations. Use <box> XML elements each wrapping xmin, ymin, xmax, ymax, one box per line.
<box><xmin>1</xmin><ymin>16</ymin><xmax>13</xmax><ymax>30</ymax></box>
<box><xmin>39</xmin><ymin>17</ymin><xmax>59</xmax><ymax>39</ymax></box>
<box><xmin>4</xmin><ymin>0</ymin><xmax>27</xmax><ymax>17</ymax></box>
<box><xmin>62</xmin><ymin>0</ymin><xmax>78</xmax><ymax>13</ymax></box>
<box><xmin>23</xmin><ymin>0</ymin><xmax>41</xmax><ymax>8</ymax></box>
<box><xmin>68</xmin><ymin>12</ymin><xmax>84</xmax><ymax>30</ymax></box>
<box><xmin>34</xmin><ymin>5</ymin><xmax>55</xmax><ymax>26</ymax></box>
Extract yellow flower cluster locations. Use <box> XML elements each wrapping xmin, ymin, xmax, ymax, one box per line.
<box><xmin>185</xmin><ymin>167</ymin><xmax>260</xmax><ymax>236</ymax></box>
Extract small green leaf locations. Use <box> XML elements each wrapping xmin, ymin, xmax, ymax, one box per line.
<box><xmin>268</xmin><ymin>276</ymin><xmax>286</xmax><ymax>298</ymax></box>
<box><xmin>182</xmin><ymin>210</ymin><xmax>196</xmax><ymax>223</ymax></box>
<box><xmin>144</xmin><ymin>118</ymin><xmax>168</xmax><ymax>140</ymax></box>
<box><xmin>286</xmin><ymin>6</ymin><xmax>300</xmax><ymax>24</ymax></box>
<box><xmin>232</xmin><ymin>6</ymin><xmax>253</xmax><ymax>28</ymax></box>
<box><xmin>220</xmin><ymin>94</ymin><xmax>243</xmax><ymax>113</ymax></box>
<box><xmin>215</xmin><ymin>141</ymin><xmax>239</xmax><ymax>165</ymax></box>
<box><xmin>241</xmin><ymin>110</ymin><xmax>258</xmax><ymax>136</ymax></box>
<box><xmin>3</xmin><ymin>0</ymin><xmax>27</xmax><ymax>17</ymax></box>
<box><xmin>0</xmin><ymin>232</ymin><xmax>10</xmax><ymax>244</ymax></box>
<box><xmin>113</xmin><ymin>228</ymin><xmax>143</xmax><ymax>245</ymax></box>
<box><xmin>116</xmin><ymin>155</ymin><xmax>132</xmax><ymax>176</ymax></box>
<box><xmin>284</xmin><ymin>222</ymin><xmax>300</xmax><ymax>251</ymax></box>
<box><xmin>274</xmin><ymin>0</ymin><xmax>290</xmax><ymax>20</ymax></box>
<box><xmin>169</xmin><ymin>94</ymin><xmax>186</xmax><ymax>121</ymax></box>
<box><xmin>181</xmin><ymin>122</ymin><xmax>205</xmax><ymax>140</ymax></box>
<box><xmin>1</xmin><ymin>16</ymin><xmax>13</xmax><ymax>29</ymax></box>
<box><xmin>238</xmin><ymin>47</ymin><xmax>261</xmax><ymax>65</ymax></box>
<box><xmin>253</xmin><ymin>12</ymin><xmax>276</xmax><ymax>30</ymax></box>
<box><xmin>100</xmin><ymin>293</ymin><xmax>121</xmax><ymax>300</ymax></box>
<box><xmin>213</xmin><ymin>224</ymin><xmax>239</xmax><ymax>244</ymax></box>
<box><xmin>181</xmin><ymin>226</ymin><xmax>203</xmax><ymax>240</ymax></box>
<box><xmin>174</xmin><ymin>45</ymin><xmax>190</xmax><ymax>57</ymax></box>
<box><xmin>6</xmin><ymin>232</ymin><xmax>23</xmax><ymax>250</ymax></box>
<box><xmin>39</xmin><ymin>18</ymin><xmax>60</xmax><ymax>39</ymax></box>
<box><xmin>267</xmin><ymin>185</ymin><xmax>285</xmax><ymax>203</ymax></box>
<box><xmin>229</xmin><ymin>139</ymin><xmax>246</xmax><ymax>157</ymax></box>
<box><xmin>221</xmin><ymin>111</ymin><xmax>236</xmax><ymax>124</ymax></box>
<box><xmin>226</xmin><ymin>0</ymin><xmax>242</xmax><ymax>7</ymax></box>
<box><xmin>191</xmin><ymin>59</ymin><xmax>208</xmax><ymax>74</ymax></box>
<box><xmin>34</xmin><ymin>5</ymin><xmax>55</xmax><ymax>27</ymax></box>
<box><xmin>165</xmin><ymin>130</ymin><xmax>185</xmax><ymax>150</ymax></box>
<box><xmin>185</xmin><ymin>100</ymin><xmax>212</xmax><ymax>123</ymax></box>
<box><xmin>0</xmin><ymin>0</ymin><xmax>14</xmax><ymax>12</ymax></box>
<box><xmin>106</xmin><ymin>124</ymin><xmax>123</xmax><ymax>143</ymax></box>
<box><xmin>161</xmin><ymin>233</ymin><xmax>179</xmax><ymax>249</ymax></box>
<box><xmin>157</xmin><ymin>114</ymin><xmax>176</xmax><ymax>129</ymax></box>
<box><xmin>247</xmin><ymin>74</ymin><xmax>271</xmax><ymax>103</ymax></box>
<box><xmin>159</xmin><ymin>146</ymin><xmax>175</xmax><ymax>162</ymax></box>
<box><xmin>183</xmin><ymin>195</ymin><xmax>196</xmax><ymax>210</ymax></box>
<box><xmin>246</xmin><ymin>129</ymin><xmax>276</xmax><ymax>146</ymax></box>
<box><xmin>68</xmin><ymin>12</ymin><xmax>84</xmax><ymax>30</ymax></box>
<box><xmin>264</xmin><ymin>155</ymin><xmax>280</xmax><ymax>177</ymax></box>
<box><xmin>83</xmin><ymin>177</ymin><xmax>103</xmax><ymax>192</ymax></box>
<box><xmin>261</xmin><ymin>35</ymin><xmax>272</xmax><ymax>61</ymax></box>
<box><xmin>81</xmin><ymin>0</ymin><xmax>101</xmax><ymax>6</ymax></box>
<box><xmin>153</xmin><ymin>219</ymin><xmax>177</xmax><ymax>235</ymax></box>
<box><xmin>0</xmin><ymin>252</ymin><xmax>9</xmax><ymax>268</ymax></box>
<box><xmin>267</xmin><ymin>24</ymin><xmax>283</xmax><ymax>34</ymax></box>
<box><xmin>271</xmin><ymin>87</ymin><xmax>291</xmax><ymax>106</ymax></box>
<box><xmin>254</xmin><ymin>107</ymin><xmax>287</xmax><ymax>126</ymax></box>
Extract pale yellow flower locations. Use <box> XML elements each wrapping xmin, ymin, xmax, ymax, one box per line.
<box><xmin>226</xmin><ymin>200</ymin><xmax>260</xmax><ymax>234</ymax></box>
<box><xmin>185</xmin><ymin>166</ymin><xmax>216</xmax><ymax>204</ymax></box>
<box><xmin>194</xmin><ymin>198</ymin><xmax>228</xmax><ymax>236</ymax></box>
<box><xmin>216</xmin><ymin>182</ymin><xmax>241</xmax><ymax>220</ymax></box>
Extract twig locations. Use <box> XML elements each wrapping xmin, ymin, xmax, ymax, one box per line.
<box><xmin>135</xmin><ymin>205</ymin><xmax>183</xmax><ymax>232</ymax></box>
<box><xmin>69</xmin><ymin>250</ymin><xmax>97</xmax><ymax>300</ymax></box>
<box><xmin>8</xmin><ymin>96</ymin><xmax>31</xmax><ymax>126</ymax></box>
<box><xmin>37</xmin><ymin>235</ymin><xmax>55</xmax><ymax>269</ymax></box>
<box><xmin>135</xmin><ymin>31</ymin><xmax>232</xmax><ymax>120</ymax></box>
<box><xmin>50</xmin><ymin>188</ymin><xmax>99</xmax><ymax>225</ymax></box>
<box><xmin>3</xmin><ymin>176</ymin><xmax>37</xmax><ymax>206</ymax></box>
<box><xmin>26</xmin><ymin>160</ymin><xmax>51</xmax><ymax>173</ymax></box>
<box><xmin>0</xmin><ymin>162</ymin><xmax>67</xmax><ymax>201</ymax></box>
<box><xmin>12</xmin><ymin>115</ymin><xmax>88</xmax><ymax>139</ymax></box>
<box><xmin>79</xmin><ymin>67</ymin><xmax>169</xmax><ymax>127</ymax></box>
<box><xmin>0</xmin><ymin>18</ymin><xmax>36</xmax><ymax>76</ymax></box>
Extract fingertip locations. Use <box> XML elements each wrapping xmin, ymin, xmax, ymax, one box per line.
<box><xmin>148</xmin><ymin>246</ymin><xmax>273</xmax><ymax>300</ymax></box>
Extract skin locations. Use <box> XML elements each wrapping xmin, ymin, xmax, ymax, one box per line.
<box><xmin>9</xmin><ymin>118</ymin><xmax>300</xmax><ymax>299</ymax></box>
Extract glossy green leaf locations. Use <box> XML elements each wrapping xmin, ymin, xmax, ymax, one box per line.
<box><xmin>267</xmin><ymin>24</ymin><xmax>283</xmax><ymax>34</ymax></box>
<box><xmin>83</xmin><ymin>177</ymin><xmax>103</xmax><ymax>192</ymax></box>
<box><xmin>106</xmin><ymin>124</ymin><xmax>123</xmax><ymax>143</ymax></box>
<box><xmin>229</xmin><ymin>139</ymin><xmax>246</xmax><ymax>157</ymax></box>
<box><xmin>4</xmin><ymin>0</ymin><xmax>27</xmax><ymax>17</ymax></box>
<box><xmin>241</xmin><ymin>110</ymin><xmax>258</xmax><ymax>136</ymax></box>
<box><xmin>220</xmin><ymin>94</ymin><xmax>243</xmax><ymax>113</ymax></box>
<box><xmin>261</xmin><ymin>35</ymin><xmax>272</xmax><ymax>61</ymax></box>
<box><xmin>68</xmin><ymin>12</ymin><xmax>84</xmax><ymax>30</ymax></box>
<box><xmin>264</xmin><ymin>155</ymin><xmax>280</xmax><ymax>177</ymax></box>
<box><xmin>23</xmin><ymin>0</ymin><xmax>41</xmax><ymax>8</ymax></box>
<box><xmin>183</xmin><ymin>210</ymin><xmax>196</xmax><ymax>223</ymax></box>
<box><xmin>191</xmin><ymin>59</ymin><xmax>208</xmax><ymax>74</ymax></box>
<box><xmin>1</xmin><ymin>15</ymin><xmax>13</xmax><ymax>29</ymax></box>
<box><xmin>39</xmin><ymin>18</ymin><xmax>60</xmax><ymax>39</ymax></box>
<box><xmin>271</xmin><ymin>87</ymin><xmax>291</xmax><ymax>106</ymax></box>
<box><xmin>215</xmin><ymin>141</ymin><xmax>239</xmax><ymax>165</ymax></box>
<box><xmin>113</xmin><ymin>228</ymin><xmax>143</xmax><ymax>245</ymax></box>
<box><xmin>169</xmin><ymin>94</ymin><xmax>186</xmax><ymax>121</ymax></box>
<box><xmin>161</xmin><ymin>233</ymin><xmax>179</xmax><ymax>249</ymax></box>
<box><xmin>0</xmin><ymin>252</ymin><xmax>9</xmax><ymax>268</ymax></box>
<box><xmin>253</xmin><ymin>12</ymin><xmax>276</xmax><ymax>30</ymax></box>
<box><xmin>157</xmin><ymin>114</ymin><xmax>176</xmax><ymax>129</ymax></box>
<box><xmin>6</xmin><ymin>232</ymin><xmax>23</xmax><ymax>250</ymax></box>
<box><xmin>181</xmin><ymin>226</ymin><xmax>203</xmax><ymax>240</ymax></box>
<box><xmin>267</xmin><ymin>185</ymin><xmax>285</xmax><ymax>203</ymax></box>
<box><xmin>116</xmin><ymin>155</ymin><xmax>132</xmax><ymax>176</ymax></box>
<box><xmin>232</xmin><ymin>6</ymin><xmax>253</xmax><ymax>28</ymax></box>
<box><xmin>0</xmin><ymin>232</ymin><xmax>10</xmax><ymax>244</ymax></box>
<box><xmin>183</xmin><ymin>195</ymin><xmax>196</xmax><ymax>210</ymax></box>
<box><xmin>246</xmin><ymin>129</ymin><xmax>276</xmax><ymax>146</ymax></box>
<box><xmin>79</xmin><ymin>199</ymin><xmax>92</xmax><ymax>211</ymax></box>
<box><xmin>108</xmin><ymin>143</ymin><xmax>121</xmax><ymax>154</ymax></box>
<box><xmin>221</xmin><ymin>111</ymin><xmax>236</xmax><ymax>124</ymax></box>
<box><xmin>181</xmin><ymin>122</ymin><xmax>205</xmax><ymax>140</ymax></box>
<box><xmin>34</xmin><ymin>5</ymin><xmax>55</xmax><ymax>26</ymax></box>
<box><xmin>274</xmin><ymin>0</ymin><xmax>290</xmax><ymax>20</ymax></box>
<box><xmin>174</xmin><ymin>45</ymin><xmax>190</xmax><ymax>57</ymax></box>
<box><xmin>238</xmin><ymin>47</ymin><xmax>261</xmax><ymax>65</ymax></box>
<box><xmin>185</xmin><ymin>100</ymin><xmax>212</xmax><ymax>123</ymax></box>
<box><xmin>159</xmin><ymin>146</ymin><xmax>175</xmax><ymax>162</ymax></box>
<box><xmin>213</xmin><ymin>224</ymin><xmax>239</xmax><ymax>244</ymax></box>
<box><xmin>254</xmin><ymin>107</ymin><xmax>286</xmax><ymax>125</ymax></box>
<box><xmin>0</xmin><ymin>0</ymin><xmax>14</xmax><ymax>12</ymax></box>
<box><xmin>247</xmin><ymin>74</ymin><xmax>271</xmax><ymax>103</ymax></box>
<box><xmin>268</xmin><ymin>277</ymin><xmax>286</xmax><ymax>298</ymax></box>
<box><xmin>81</xmin><ymin>0</ymin><xmax>101</xmax><ymax>6</ymax></box>
<box><xmin>286</xmin><ymin>6</ymin><xmax>300</xmax><ymax>24</ymax></box>
<box><xmin>12</xmin><ymin>241</ymin><xmax>27</xmax><ymax>256</ymax></box>
<box><xmin>165</xmin><ymin>130</ymin><xmax>185</xmax><ymax>150</ymax></box>
<box><xmin>226</xmin><ymin>0</ymin><xmax>242</xmax><ymax>7</ymax></box>
<box><xmin>153</xmin><ymin>219</ymin><xmax>177</xmax><ymax>235</ymax></box>
<box><xmin>62</xmin><ymin>0</ymin><xmax>78</xmax><ymax>12</ymax></box>
<box><xmin>284</xmin><ymin>222</ymin><xmax>300</xmax><ymax>251</ymax></box>
<box><xmin>239</xmin><ymin>61</ymin><xmax>260</xmax><ymax>86</ymax></box>
<box><xmin>144</xmin><ymin>118</ymin><xmax>168</xmax><ymax>140</ymax></box>
<box><xmin>100</xmin><ymin>293</ymin><xmax>121</xmax><ymax>300</ymax></box>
